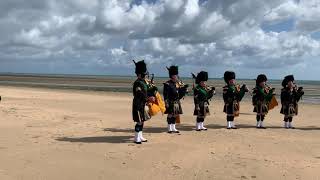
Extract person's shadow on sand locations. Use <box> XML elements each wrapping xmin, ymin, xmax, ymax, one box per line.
<box><xmin>103</xmin><ymin>124</ymin><xmax>231</xmax><ymax>133</ymax></box>
<box><xmin>56</xmin><ymin>136</ymin><xmax>133</xmax><ymax>144</ymax></box>
<box><xmin>293</xmin><ymin>126</ymin><xmax>320</xmax><ymax>131</ymax></box>
<box><xmin>55</xmin><ymin>125</ymin><xmax>320</xmax><ymax>144</ymax></box>
<box><xmin>103</xmin><ymin>124</ymin><xmax>230</xmax><ymax>134</ymax></box>
<box><xmin>104</xmin><ymin>127</ymin><xmax>168</xmax><ymax>133</ymax></box>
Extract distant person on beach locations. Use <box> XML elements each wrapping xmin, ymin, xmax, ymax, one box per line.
<box><xmin>132</xmin><ymin>60</ymin><xmax>155</xmax><ymax>144</ymax></box>
<box><xmin>163</xmin><ymin>66</ymin><xmax>189</xmax><ymax>133</ymax></box>
<box><xmin>280</xmin><ymin>75</ymin><xmax>304</xmax><ymax>129</ymax></box>
<box><xmin>192</xmin><ymin>71</ymin><xmax>215</xmax><ymax>131</ymax></box>
<box><xmin>252</xmin><ymin>74</ymin><xmax>276</xmax><ymax>129</ymax></box>
<box><xmin>223</xmin><ymin>71</ymin><xmax>249</xmax><ymax>129</ymax></box>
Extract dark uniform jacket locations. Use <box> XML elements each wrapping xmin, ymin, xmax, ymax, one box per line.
<box><xmin>280</xmin><ymin>87</ymin><xmax>304</xmax><ymax>117</ymax></box>
<box><xmin>223</xmin><ymin>84</ymin><xmax>246</xmax><ymax>116</ymax></box>
<box><xmin>193</xmin><ymin>85</ymin><xmax>214</xmax><ymax>117</ymax></box>
<box><xmin>252</xmin><ymin>86</ymin><xmax>274</xmax><ymax>115</ymax></box>
<box><xmin>163</xmin><ymin>80</ymin><xmax>188</xmax><ymax>115</ymax></box>
<box><xmin>132</xmin><ymin>79</ymin><xmax>151</xmax><ymax>122</ymax></box>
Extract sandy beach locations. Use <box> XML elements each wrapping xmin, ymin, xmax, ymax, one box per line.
<box><xmin>0</xmin><ymin>86</ymin><xmax>320</xmax><ymax>180</ymax></box>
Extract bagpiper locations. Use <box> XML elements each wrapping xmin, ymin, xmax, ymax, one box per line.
<box><xmin>252</xmin><ymin>74</ymin><xmax>275</xmax><ymax>129</ymax></box>
<box><xmin>223</xmin><ymin>71</ymin><xmax>249</xmax><ymax>129</ymax></box>
<box><xmin>280</xmin><ymin>75</ymin><xmax>304</xmax><ymax>129</ymax></box>
<box><xmin>192</xmin><ymin>71</ymin><xmax>215</xmax><ymax>131</ymax></box>
<box><xmin>163</xmin><ymin>66</ymin><xmax>189</xmax><ymax>133</ymax></box>
<box><xmin>132</xmin><ymin>60</ymin><xmax>156</xmax><ymax>144</ymax></box>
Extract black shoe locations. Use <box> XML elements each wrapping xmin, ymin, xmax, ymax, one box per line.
<box><xmin>196</xmin><ymin>129</ymin><xmax>201</xmax><ymax>131</ymax></box>
<box><xmin>231</xmin><ymin>127</ymin><xmax>238</xmax><ymax>129</ymax></box>
<box><xmin>168</xmin><ymin>131</ymin><xmax>173</xmax><ymax>134</ymax></box>
<box><xmin>173</xmin><ymin>131</ymin><xmax>180</xmax><ymax>133</ymax></box>
<box><xmin>227</xmin><ymin>127</ymin><xmax>231</xmax><ymax>129</ymax></box>
<box><xmin>134</xmin><ymin>141</ymin><xmax>142</xmax><ymax>144</ymax></box>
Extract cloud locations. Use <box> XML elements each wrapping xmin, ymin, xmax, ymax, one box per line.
<box><xmin>264</xmin><ymin>0</ymin><xmax>320</xmax><ymax>33</ymax></box>
<box><xmin>0</xmin><ymin>0</ymin><xmax>319</xmax><ymax>79</ymax></box>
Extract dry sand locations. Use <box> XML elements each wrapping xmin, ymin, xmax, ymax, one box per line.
<box><xmin>0</xmin><ymin>86</ymin><xmax>319</xmax><ymax>180</ymax></box>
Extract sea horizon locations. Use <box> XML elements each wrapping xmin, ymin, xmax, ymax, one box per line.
<box><xmin>0</xmin><ymin>72</ymin><xmax>319</xmax><ymax>82</ymax></box>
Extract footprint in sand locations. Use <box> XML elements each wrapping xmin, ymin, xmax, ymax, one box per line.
<box><xmin>63</xmin><ymin>115</ymin><xmax>73</xmax><ymax>120</ymax></box>
<box><xmin>172</xmin><ymin>165</ymin><xmax>181</xmax><ymax>170</ymax></box>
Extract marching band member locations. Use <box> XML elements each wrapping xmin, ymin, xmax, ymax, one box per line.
<box><xmin>132</xmin><ymin>60</ymin><xmax>156</xmax><ymax>144</ymax></box>
<box><xmin>222</xmin><ymin>71</ymin><xmax>249</xmax><ymax>129</ymax></box>
<box><xmin>163</xmin><ymin>66</ymin><xmax>189</xmax><ymax>133</ymax></box>
<box><xmin>280</xmin><ymin>75</ymin><xmax>304</xmax><ymax>129</ymax></box>
<box><xmin>192</xmin><ymin>71</ymin><xmax>215</xmax><ymax>131</ymax></box>
<box><xmin>252</xmin><ymin>74</ymin><xmax>276</xmax><ymax>129</ymax></box>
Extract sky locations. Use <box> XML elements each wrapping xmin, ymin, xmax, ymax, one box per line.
<box><xmin>0</xmin><ymin>0</ymin><xmax>320</xmax><ymax>80</ymax></box>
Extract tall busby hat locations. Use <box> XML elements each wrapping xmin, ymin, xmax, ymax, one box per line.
<box><xmin>195</xmin><ymin>71</ymin><xmax>208</xmax><ymax>84</ymax></box>
<box><xmin>167</xmin><ymin>66</ymin><xmax>179</xmax><ymax>77</ymax></box>
<box><xmin>133</xmin><ymin>60</ymin><xmax>147</xmax><ymax>75</ymax></box>
<box><xmin>282</xmin><ymin>75</ymin><xmax>294</xmax><ymax>87</ymax></box>
<box><xmin>224</xmin><ymin>71</ymin><xmax>236</xmax><ymax>84</ymax></box>
<box><xmin>256</xmin><ymin>74</ymin><xmax>268</xmax><ymax>85</ymax></box>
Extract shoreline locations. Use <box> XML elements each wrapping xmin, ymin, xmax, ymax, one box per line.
<box><xmin>0</xmin><ymin>84</ymin><xmax>318</xmax><ymax>105</ymax></box>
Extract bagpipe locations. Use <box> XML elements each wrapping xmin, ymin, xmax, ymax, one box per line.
<box><xmin>145</xmin><ymin>73</ymin><xmax>166</xmax><ymax>116</ymax></box>
<box><xmin>176</xmin><ymin>76</ymin><xmax>189</xmax><ymax>99</ymax></box>
<box><xmin>145</xmin><ymin>73</ymin><xmax>158</xmax><ymax>96</ymax></box>
<box><xmin>240</xmin><ymin>84</ymin><xmax>250</xmax><ymax>93</ymax></box>
<box><xmin>296</xmin><ymin>86</ymin><xmax>304</xmax><ymax>95</ymax></box>
<box><xmin>264</xmin><ymin>84</ymin><xmax>275</xmax><ymax>94</ymax></box>
<box><xmin>293</xmin><ymin>85</ymin><xmax>304</xmax><ymax>101</ymax></box>
<box><xmin>265</xmin><ymin>84</ymin><xmax>278</xmax><ymax>110</ymax></box>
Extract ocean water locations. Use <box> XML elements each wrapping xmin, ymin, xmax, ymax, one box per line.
<box><xmin>0</xmin><ymin>73</ymin><xmax>319</xmax><ymax>104</ymax></box>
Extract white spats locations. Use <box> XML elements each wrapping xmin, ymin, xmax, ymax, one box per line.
<box><xmin>284</xmin><ymin>122</ymin><xmax>289</xmax><ymax>129</ymax></box>
<box><xmin>134</xmin><ymin>132</ymin><xmax>141</xmax><ymax>144</ymax></box>
<box><xmin>172</xmin><ymin>124</ymin><xmax>179</xmax><ymax>133</ymax></box>
<box><xmin>257</xmin><ymin>121</ymin><xmax>266</xmax><ymax>129</ymax></box>
<box><xmin>139</xmin><ymin>131</ymin><xmax>147</xmax><ymax>142</ymax></box>
<box><xmin>200</xmin><ymin>122</ymin><xmax>207</xmax><ymax>130</ymax></box>
<box><xmin>168</xmin><ymin>124</ymin><xmax>173</xmax><ymax>133</ymax></box>
<box><xmin>257</xmin><ymin>121</ymin><xmax>261</xmax><ymax>128</ymax></box>
<box><xmin>196</xmin><ymin>122</ymin><xmax>201</xmax><ymax>131</ymax></box>
<box><xmin>231</xmin><ymin>121</ymin><xmax>237</xmax><ymax>129</ymax></box>
<box><xmin>227</xmin><ymin>121</ymin><xmax>232</xmax><ymax>129</ymax></box>
<box><xmin>288</xmin><ymin>122</ymin><xmax>295</xmax><ymax>129</ymax></box>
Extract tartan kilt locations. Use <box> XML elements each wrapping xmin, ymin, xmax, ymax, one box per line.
<box><xmin>223</xmin><ymin>101</ymin><xmax>240</xmax><ymax>116</ymax></box>
<box><xmin>253</xmin><ymin>101</ymin><xmax>269</xmax><ymax>115</ymax></box>
<box><xmin>194</xmin><ymin>101</ymin><xmax>210</xmax><ymax>117</ymax></box>
<box><xmin>164</xmin><ymin>100</ymin><xmax>183</xmax><ymax>115</ymax></box>
<box><xmin>280</xmin><ymin>103</ymin><xmax>298</xmax><ymax>117</ymax></box>
<box><xmin>132</xmin><ymin>103</ymin><xmax>151</xmax><ymax>122</ymax></box>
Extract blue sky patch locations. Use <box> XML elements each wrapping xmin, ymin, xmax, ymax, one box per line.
<box><xmin>261</xmin><ymin>18</ymin><xmax>295</xmax><ymax>33</ymax></box>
